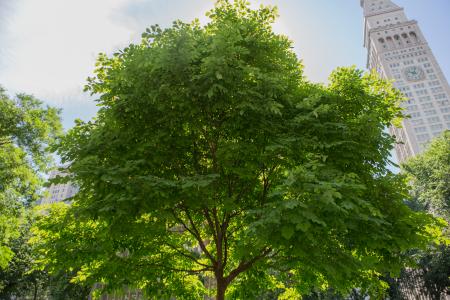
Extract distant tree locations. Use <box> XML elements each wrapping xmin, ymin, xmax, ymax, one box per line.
<box><xmin>0</xmin><ymin>212</ymin><xmax>49</xmax><ymax>299</ymax></box>
<box><xmin>403</xmin><ymin>131</ymin><xmax>450</xmax><ymax>219</ymax></box>
<box><xmin>400</xmin><ymin>131</ymin><xmax>450</xmax><ymax>299</ymax></box>
<box><xmin>32</xmin><ymin>1</ymin><xmax>443</xmax><ymax>299</ymax></box>
<box><xmin>0</xmin><ymin>211</ymin><xmax>91</xmax><ymax>300</ymax></box>
<box><xmin>0</xmin><ymin>87</ymin><xmax>61</xmax><ymax>268</ymax></box>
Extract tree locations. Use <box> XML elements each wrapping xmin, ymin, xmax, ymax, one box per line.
<box><xmin>0</xmin><ymin>211</ymin><xmax>91</xmax><ymax>300</ymax></box>
<box><xmin>0</xmin><ymin>87</ymin><xmax>62</xmax><ymax>268</ymax></box>
<box><xmin>0</xmin><ymin>212</ymin><xmax>49</xmax><ymax>299</ymax></box>
<box><xmin>399</xmin><ymin>131</ymin><xmax>450</xmax><ymax>299</ymax></box>
<box><xmin>402</xmin><ymin>131</ymin><xmax>450</xmax><ymax>220</ymax></box>
<box><xmin>32</xmin><ymin>1</ymin><xmax>443</xmax><ymax>299</ymax></box>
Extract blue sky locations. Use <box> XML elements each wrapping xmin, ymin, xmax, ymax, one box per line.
<box><xmin>0</xmin><ymin>0</ymin><xmax>449</xmax><ymax>130</ymax></box>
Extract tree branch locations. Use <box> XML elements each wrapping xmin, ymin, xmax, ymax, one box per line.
<box><xmin>139</xmin><ymin>262</ymin><xmax>212</xmax><ymax>275</ymax></box>
<box><xmin>224</xmin><ymin>248</ymin><xmax>272</xmax><ymax>285</ymax></box>
<box><xmin>164</xmin><ymin>242</ymin><xmax>212</xmax><ymax>269</ymax></box>
<box><xmin>170</xmin><ymin>208</ymin><xmax>216</xmax><ymax>265</ymax></box>
<box><xmin>203</xmin><ymin>208</ymin><xmax>219</xmax><ymax>251</ymax></box>
<box><xmin>183</xmin><ymin>208</ymin><xmax>217</xmax><ymax>265</ymax></box>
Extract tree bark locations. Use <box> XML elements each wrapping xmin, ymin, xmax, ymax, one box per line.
<box><xmin>216</xmin><ymin>278</ymin><xmax>227</xmax><ymax>300</ymax></box>
<box><xmin>33</xmin><ymin>281</ymin><xmax>38</xmax><ymax>300</ymax></box>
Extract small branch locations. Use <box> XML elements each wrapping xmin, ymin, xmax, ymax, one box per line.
<box><xmin>203</xmin><ymin>208</ymin><xmax>219</xmax><ymax>249</ymax></box>
<box><xmin>164</xmin><ymin>242</ymin><xmax>212</xmax><ymax>269</ymax></box>
<box><xmin>223</xmin><ymin>228</ymin><xmax>229</xmax><ymax>268</ymax></box>
<box><xmin>212</xmin><ymin>207</ymin><xmax>221</xmax><ymax>240</ymax></box>
<box><xmin>171</xmin><ymin>209</ymin><xmax>198</xmax><ymax>239</ymax></box>
<box><xmin>0</xmin><ymin>137</ymin><xmax>12</xmax><ymax>146</ymax></box>
<box><xmin>224</xmin><ymin>248</ymin><xmax>272</xmax><ymax>285</ymax></box>
<box><xmin>170</xmin><ymin>208</ymin><xmax>215</xmax><ymax>264</ymax></box>
<box><xmin>184</xmin><ymin>208</ymin><xmax>217</xmax><ymax>265</ymax></box>
<box><xmin>139</xmin><ymin>262</ymin><xmax>212</xmax><ymax>275</ymax></box>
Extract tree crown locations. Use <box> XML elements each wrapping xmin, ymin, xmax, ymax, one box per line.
<box><xmin>33</xmin><ymin>1</ymin><xmax>443</xmax><ymax>298</ymax></box>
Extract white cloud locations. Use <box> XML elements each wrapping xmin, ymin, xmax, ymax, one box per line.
<box><xmin>0</xmin><ymin>0</ymin><xmax>215</xmax><ymax>128</ymax></box>
<box><xmin>0</xmin><ymin>0</ymin><xmax>138</xmax><ymax>95</ymax></box>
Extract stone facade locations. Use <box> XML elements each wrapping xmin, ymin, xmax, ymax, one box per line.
<box><xmin>360</xmin><ymin>0</ymin><xmax>450</xmax><ymax>163</ymax></box>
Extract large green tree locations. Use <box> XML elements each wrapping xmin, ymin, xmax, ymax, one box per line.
<box><xmin>0</xmin><ymin>87</ymin><xmax>61</xmax><ymax>268</ymax></box>
<box><xmin>32</xmin><ymin>1</ymin><xmax>443</xmax><ymax>299</ymax></box>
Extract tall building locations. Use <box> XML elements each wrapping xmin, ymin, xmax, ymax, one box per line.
<box><xmin>41</xmin><ymin>168</ymin><xmax>78</xmax><ymax>204</ymax></box>
<box><xmin>360</xmin><ymin>0</ymin><xmax>450</xmax><ymax>163</ymax></box>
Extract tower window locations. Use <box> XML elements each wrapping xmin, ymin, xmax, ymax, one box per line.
<box><xmin>409</xmin><ymin>31</ymin><xmax>418</xmax><ymax>43</ymax></box>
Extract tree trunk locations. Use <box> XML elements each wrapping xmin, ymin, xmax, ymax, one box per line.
<box><xmin>33</xmin><ymin>281</ymin><xmax>38</xmax><ymax>300</ymax></box>
<box><xmin>216</xmin><ymin>279</ymin><xmax>226</xmax><ymax>300</ymax></box>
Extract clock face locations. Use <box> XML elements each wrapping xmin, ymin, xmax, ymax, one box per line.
<box><xmin>404</xmin><ymin>66</ymin><xmax>425</xmax><ymax>81</ymax></box>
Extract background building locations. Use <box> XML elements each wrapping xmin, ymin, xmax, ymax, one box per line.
<box><xmin>360</xmin><ymin>0</ymin><xmax>450</xmax><ymax>162</ymax></box>
<box><xmin>41</xmin><ymin>168</ymin><xmax>78</xmax><ymax>204</ymax></box>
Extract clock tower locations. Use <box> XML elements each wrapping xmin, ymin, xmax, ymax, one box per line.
<box><xmin>360</xmin><ymin>0</ymin><xmax>450</xmax><ymax>162</ymax></box>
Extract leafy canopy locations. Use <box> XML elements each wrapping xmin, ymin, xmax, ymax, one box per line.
<box><xmin>0</xmin><ymin>209</ymin><xmax>90</xmax><ymax>300</ymax></box>
<box><xmin>33</xmin><ymin>1</ymin><xmax>443</xmax><ymax>298</ymax></box>
<box><xmin>402</xmin><ymin>130</ymin><xmax>450</xmax><ymax>219</ymax></box>
<box><xmin>0</xmin><ymin>87</ymin><xmax>62</xmax><ymax>268</ymax></box>
<box><xmin>399</xmin><ymin>131</ymin><xmax>450</xmax><ymax>299</ymax></box>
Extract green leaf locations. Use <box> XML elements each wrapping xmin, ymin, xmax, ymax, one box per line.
<box><xmin>281</xmin><ymin>226</ymin><xmax>295</xmax><ymax>240</ymax></box>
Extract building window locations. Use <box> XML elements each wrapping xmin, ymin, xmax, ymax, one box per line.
<box><xmin>421</xmin><ymin>103</ymin><xmax>434</xmax><ymax>109</ymax></box>
<box><xmin>409</xmin><ymin>31</ymin><xmax>418</xmax><ymax>43</ymax></box>
<box><xmin>414</xmin><ymin>127</ymin><xmax>427</xmax><ymax>133</ymax></box>
<box><xmin>431</xmin><ymin>87</ymin><xmax>443</xmax><ymax>93</ymax></box>
<box><xmin>430</xmin><ymin>124</ymin><xmax>443</xmax><ymax>131</ymax></box>
<box><xmin>427</xmin><ymin>117</ymin><xmax>440</xmax><ymax>123</ymax></box>
<box><xmin>419</xmin><ymin>96</ymin><xmax>431</xmax><ymax>103</ymax></box>
<box><xmin>415</xmin><ymin>90</ymin><xmax>428</xmax><ymax>96</ymax></box>
<box><xmin>411</xmin><ymin>119</ymin><xmax>424</xmax><ymax>126</ymax></box>
<box><xmin>428</xmin><ymin>80</ymin><xmax>441</xmax><ymax>87</ymax></box>
<box><xmin>416</xmin><ymin>133</ymin><xmax>430</xmax><ymax>142</ymax></box>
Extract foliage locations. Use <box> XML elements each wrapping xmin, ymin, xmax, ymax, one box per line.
<box><xmin>419</xmin><ymin>244</ymin><xmax>450</xmax><ymax>299</ymax></box>
<box><xmin>0</xmin><ymin>86</ymin><xmax>62</xmax><ymax>268</ymax></box>
<box><xmin>0</xmin><ymin>209</ymin><xmax>91</xmax><ymax>300</ymax></box>
<box><xmin>402</xmin><ymin>131</ymin><xmax>450</xmax><ymax>219</ymax></box>
<box><xmin>0</xmin><ymin>213</ymin><xmax>48</xmax><ymax>299</ymax></box>
<box><xmin>398</xmin><ymin>131</ymin><xmax>450</xmax><ymax>299</ymax></box>
<box><xmin>32</xmin><ymin>1</ymin><xmax>443</xmax><ymax>299</ymax></box>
